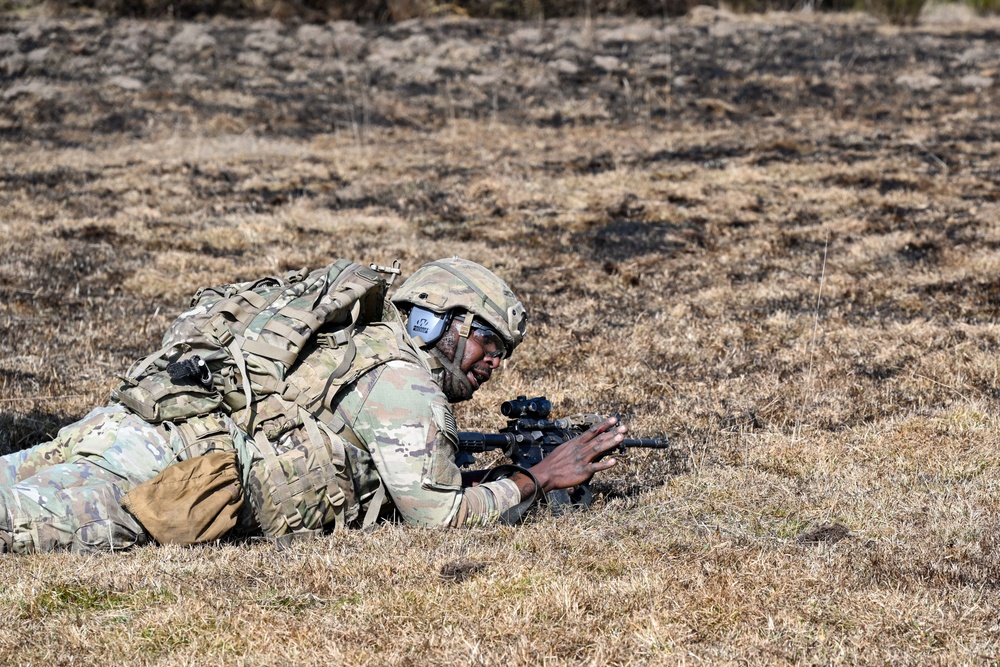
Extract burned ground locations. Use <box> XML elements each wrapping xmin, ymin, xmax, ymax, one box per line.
<box><xmin>0</xmin><ymin>9</ymin><xmax>999</xmax><ymax>665</ymax></box>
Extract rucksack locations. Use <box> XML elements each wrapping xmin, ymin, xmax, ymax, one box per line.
<box><xmin>113</xmin><ymin>259</ymin><xmax>395</xmax><ymax>429</ymax></box>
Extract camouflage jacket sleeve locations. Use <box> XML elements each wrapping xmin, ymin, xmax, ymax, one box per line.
<box><xmin>344</xmin><ymin>359</ymin><xmax>523</xmax><ymax>528</ymax></box>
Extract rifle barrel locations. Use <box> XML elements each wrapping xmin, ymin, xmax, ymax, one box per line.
<box><xmin>457</xmin><ymin>432</ymin><xmax>512</xmax><ymax>452</ymax></box>
<box><xmin>458</xmin><ymin>432</ymin><xmax>670</xmax><ymax>451</ymax></box>
<box><xmin>622</xmin><ymin>437</ymin><xmax>672</xmax><ymax>449</ymax></box>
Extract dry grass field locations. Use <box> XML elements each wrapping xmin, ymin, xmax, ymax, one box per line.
<box><xmin>1</xmin><ymin>7</ymin><xmax>999</xmax><ymax>665</ymax></box>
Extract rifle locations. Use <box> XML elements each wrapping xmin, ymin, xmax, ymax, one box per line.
<box><xmin>457</xmin><ymin>395</ymin><xmax>672</xmax><ymax>509</ymax></box>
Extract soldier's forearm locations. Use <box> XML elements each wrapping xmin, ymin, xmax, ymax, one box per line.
<box><xmin>449</xmin><ymin>478</ymin><xmax>523</xmax><ymax>527</ymax></box>
<box><xmin>509</xmin><ymin>471</ymin><xmax>539</xmax><ymax>500</ymax></box>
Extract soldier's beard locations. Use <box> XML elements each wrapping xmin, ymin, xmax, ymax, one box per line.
<box><xmin>435</xmin><ymin>328</ymin><xmax>475</xmax><ymax>403</ymax></box>
<box><xmin>442</xmin><ymin>371</ymin><xmax>473</xmax><ymax>403</ymax></box>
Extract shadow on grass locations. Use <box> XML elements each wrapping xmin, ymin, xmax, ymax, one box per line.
<box><xmin>0</xmin><ymin>410</ymin><xmax>75</xmax><ymax>456</ymax></box>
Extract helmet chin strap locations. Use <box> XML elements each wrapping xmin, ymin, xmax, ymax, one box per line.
<box><xmin>430</xmin><ymin>311</ymin><xmax>474</xmax><ymax>398</ymax></box>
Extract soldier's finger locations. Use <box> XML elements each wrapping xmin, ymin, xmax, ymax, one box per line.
<box><xmin>591</xmin><ymin>432</ymin><xmax>623</xmax><ymax>454</ymax></box>
<box><xmin>589</xmin><ymin>417</ymin><xmax>618</xmax><ymax>435</ymax></box>
<box><xmin>593</xmin><ymin>457</ymin><xmax>617</xmax><ymax>471</ymax></box>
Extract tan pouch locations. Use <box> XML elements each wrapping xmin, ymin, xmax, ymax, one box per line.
<box><xmin>121</xmin><ymin>450</ymin><xmax>244</xmax><ymax>546</ymax></box>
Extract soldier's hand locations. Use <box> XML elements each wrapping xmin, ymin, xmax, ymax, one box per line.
<box><xmin>523</xmin><ymin>417</ymin><xmax>626</xmax><ymax>494</ymax></box>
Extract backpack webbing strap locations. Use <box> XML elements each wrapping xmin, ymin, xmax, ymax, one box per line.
<box><xmin>312</xmin><ymin>273</ymin><xmax>376</xmax><ymax>324</ymax></box>
<box><xmin>300</xmin><ymin>408</ymin><xmax>346</xmax><ymax>531</ymax></box>
<box><xmin>229</xmin><ymin>337</ymin><xmax>255</xmax><ymax>429</ymax></box>
<box><xmin>251</xmin><ymin>411</ymin><xmax>349</xmax><ymax>539</ymax></box>
<box><xmin>212</xmin><ymin>301</ymin><xmax>254</xmax><ymax>327</ymax></box>
<box><xmin>305</xmin><ymin>403</ymin><xmax>376</xmax><ymax>531</ymax></box>
<box><xmin>305</xmin><ymin>362</ymin><xmax>386</xmax><ymax>531</ymax></box>
<box><xmin>125</xmin><ymin>341</ymin><xmax>179</xmax><ymax>382</ymax></box>
<box><xmin>233</xmin><ymin>279</ymin><xmax>302</xmax><ymax>338</ymax></box>
<box><xmin>235</xmin><ymin>289</ymin><xmax>268</xmax><ymax>310</ymax></box>
<box><xmin>303</xmin><ymin>334</ymin><xmax>358</xmax><ymax>415</ymax></box>
<box><xmin>333</xmin><ymin>360</ymin><xmax>387</xmax><ymax>532</ymax></box>
<box><xmin>252</xmin><ymin>430</ymin><xmax>303</xmax><ymax>534</ymax></box>
<box><xmin>304</xmin><ymin>302</ymin><xmax>364</xmax><ymax>413</ymax></box>
<box><xmin>260</xmin><ymin>319</ymin><xmax>311</xmax><ymax>351</ymax></box>
<box><xmin>272</xmin><ymin>307</ymin><xmax>324</xmax><ymax>332</ymax></box>
<box><xmin>330</xmin><ymin>317</ymin><xmax>360</xmax><ymax>375</ymax></box>
<box><xmin>361</xmin><ymin>482</ymin><xmax>385</xmax><ymax>530</ymax></box>
<box><xmin>333</xmin><ymin>281</ymin><xmax>374</xmax><ymax>308</ymax></box>
<box><xmin>240</xmin><ymin>338</ymin><xmax>298</xmax><ymax>366</ymax></box>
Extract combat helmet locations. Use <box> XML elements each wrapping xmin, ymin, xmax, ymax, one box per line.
<box><xmin>392</xmin><ymin>258</ymin><xmax>527</xmax><ymax>354</ymax></box>
<box><xmin>392</xmin><ymin>258</ymin><xmax>527</xmax><ymax>400</ymax></box>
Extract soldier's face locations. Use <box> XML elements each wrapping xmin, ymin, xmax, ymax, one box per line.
<box><xmin>461</xmin><ymin>327</ymin><xmax>503</xmax><ymax>392</ymax></box>
<box><xmin>437</xmin><ymin>320</ymin><xmax>503</xmax><ymax>402</ymax></box>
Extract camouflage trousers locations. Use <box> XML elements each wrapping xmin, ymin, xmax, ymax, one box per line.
<box><xmin>0</xmin><ymin>404</ymin><xmax>175</xmax><ymax>554</ymax></box>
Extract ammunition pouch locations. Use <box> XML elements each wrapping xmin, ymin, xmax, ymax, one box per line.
<box><xmin>246</xmin><ymin>408</ymin><xmax>358</xmax><ymax>538</ymax></box>
<box><xmin>112</xmin><ymin>366</ymin><xmax>224</xmax><ymax>424</ymax></box>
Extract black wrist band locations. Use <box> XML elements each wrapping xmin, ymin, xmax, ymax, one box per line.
<box><xmin>480</xmin><ymin>464</ymin><xmax>543</xmax><ymax>525</ymax></box>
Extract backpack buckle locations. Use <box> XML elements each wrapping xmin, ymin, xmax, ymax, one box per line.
<box><xmin>316</xmin><ymin>331</ymin><xmax>350</xmax><ymax>349</ymax></box>
<box><xmin>284</xmin><ymin>267</ymin><xmax>308</xmax><ymax>284</ymax></box>
<box><xmin>207</xmin><ymin>316</ymin><xmax>234</xmax><ymax>346</ymax></box>
<box><xmin>369</xmin><ymin>259</ymin><xmax>402</xmax><ymax>286</ymax></box>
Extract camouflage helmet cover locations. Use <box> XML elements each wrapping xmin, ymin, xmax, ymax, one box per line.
<box><xmin>391</xmin><ymin>258</ymin><xmax>527</xmax><ymax>352</ymax></box>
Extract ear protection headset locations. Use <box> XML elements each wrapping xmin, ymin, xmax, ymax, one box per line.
<box><xmin>405</xmin><ymin>306</ymin><xmax>451</xmax><ymax>347</ymax></box>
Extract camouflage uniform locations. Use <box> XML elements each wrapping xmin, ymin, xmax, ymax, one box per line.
<box><xmin>0</xmin><ymin>405</ymin><xmax>172</xmax><ymax>553</ymax></box>
<box><xmin>0</xmin><ymin>321</ymin><xmax>521</xmax><ymax>553</ymax></box>
<box><xmin>307</xmin><ymin>322</ymin><xmax>523</xmax><ymax>528</ymax></box>
<box><xmin>0</xmin><ymin>258</ymin><xmax>528</xmax><ymax>553</ymax></box>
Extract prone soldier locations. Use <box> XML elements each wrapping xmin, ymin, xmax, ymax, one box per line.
<box><xmin>0</xmin><ymin>257</ymin><xmax>627</xmax><ymax>553</ymax></box>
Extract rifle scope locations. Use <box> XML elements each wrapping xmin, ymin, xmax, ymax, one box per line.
<box><xmin>500</xmin><ymin>395</ymin><xmax>552</xmax><ymax>420</ymax></box>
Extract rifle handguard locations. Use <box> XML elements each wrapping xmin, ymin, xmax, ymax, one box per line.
<box><xmin>480</xmin><ymin>464</ymin><xmax>542</xmax><ymax>525</ymax></box>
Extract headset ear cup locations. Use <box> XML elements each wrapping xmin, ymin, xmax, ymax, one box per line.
<box><xmin>406</xmin><ymin>306</ymin><xmax>452</xmax><ymax>346</ymax></box>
